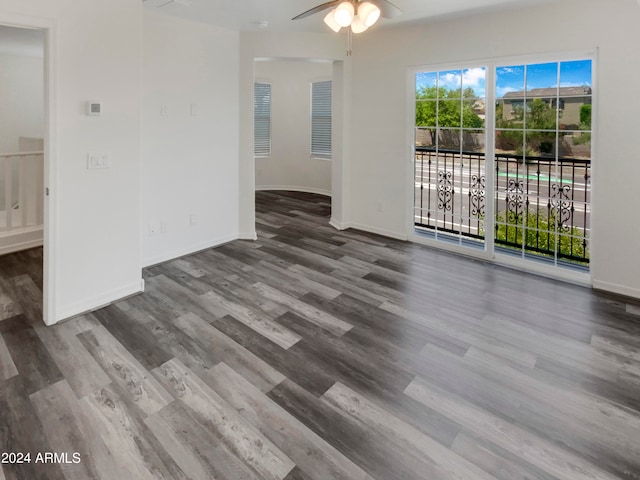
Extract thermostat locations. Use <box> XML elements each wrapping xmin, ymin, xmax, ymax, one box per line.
<box><xmin>87</xmin><ymin>101</ymin><xmax>102</xmax><ymax>116</ymax></box>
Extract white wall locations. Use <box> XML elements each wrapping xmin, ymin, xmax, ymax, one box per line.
<box><xmin>347</xmin><ymin>0</ymin><xmax>640</xmax><ymax>298</ymax></box>
<box><xmin>0</xmin><ymin>0</ymin><xmax>143</xmax><ymax>322</ymax></box>
<box><xmin>0</xmin><ymin>52</ymin><xmax>44</xmax><ymax>153</ymax></box>
<box><xmin>239</xmin><ymin>31</ymin><xmax>348</xmax><ymax>238</ymax></box>
<box><xmin>255</xmin><ymin>59</ymin><xmax>332</xmax><ymax>196</ymax></box>
<box><xmin>141</xmin><ymin>11</ymin><xmax>239</xmax><ymax>266</ymax></box>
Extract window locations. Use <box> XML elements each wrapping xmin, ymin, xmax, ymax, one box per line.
<box><xmin>311</xmin><ymin>80</ymin><xmax>332</xmax><ymax>158</ymax></box>
<box><xmin>414</xmin><ymin>57</ymin><xmax>593</xmax><ymax>272</ymax></box>
<box><xmin>254</xmin><ymin>82</ymin><xmax>271</xmax><ymax>157</ymax></box>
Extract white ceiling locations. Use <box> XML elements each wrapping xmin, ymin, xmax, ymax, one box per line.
<box><xmin>143</xmin><ymin>0</ymin><xmax>559</xmax><ymax>33</ymax></box>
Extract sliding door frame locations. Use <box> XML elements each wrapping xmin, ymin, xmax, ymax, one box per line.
<box><xmin>406</xmin><ymin>50</ymin><xmax>596</xmax><ymax>285</ymax></box>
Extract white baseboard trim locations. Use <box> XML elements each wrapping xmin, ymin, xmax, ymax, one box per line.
<box><xmin>141</xmin><ymin>233</ymin><xmax>238</xmax><ymax>268</ymax></box>
<box><xmin>329</xmin><ymin>218</ymin><xmax>346</xmax><ymax>231</ymax></box>
<box><xmin>593</xmin><ymin>280</ymin><xmax>640</xmax><ymax>300</ymax></box>
<box><xmin>347</xmin><ymin>222</ymin><xmax>409</xmax><ymax>241</ymax></box>
<box><xmin>54</xmin><ymin>280</ymin><xmax>143</xmax><ymax>325</ymax></box>
<box><xmin>494</xmin><ymin>254</ymin><xmax>591</xmax><ymax>287</ymax></box>
<box><xmin>238</xmin><ymin>232</ymin><xmax>258</xmax><ymax>241</ymax></box>
<box><xmin>256</xmin><ymin>185</ymin><xmax>332</xmax><ymax>197</ymax></box>
<box><xmin>0</xmin><ymin>238</ymin><xmax>43</xmax><ymax>256</ymax></box>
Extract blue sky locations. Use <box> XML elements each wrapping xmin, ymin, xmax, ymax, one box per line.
<box><xmin>496</xmin><ymin>60</ymin><xmax>592</xmax><ymax>97</ymax></box>
<box><xmin>416</xmin><ymin>60</ymin><xmax>592</xmax><ymax>99</ymax></box>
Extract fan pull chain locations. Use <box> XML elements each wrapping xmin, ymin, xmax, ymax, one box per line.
<box><xmin>347</xmin><ymin>28</ymin><xmax>352</xmax><ymax>56</ymax></box>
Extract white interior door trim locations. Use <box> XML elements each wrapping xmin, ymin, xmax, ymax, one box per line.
<box><xmin>0</xmin><ymin>12</ymin><xmax>57</xmax><ymax>325</ymax></box>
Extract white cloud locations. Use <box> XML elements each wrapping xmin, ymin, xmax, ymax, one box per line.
<box><xmin>463</xmin><ymin>67</ymin><xmax>486</xmax><ymax>87</ymax></box>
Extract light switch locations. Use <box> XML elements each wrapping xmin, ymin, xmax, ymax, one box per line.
<box><xmin>87</xmin><ymin>152</ymin><xmax>110</xmax><ymax>169</ymax></box>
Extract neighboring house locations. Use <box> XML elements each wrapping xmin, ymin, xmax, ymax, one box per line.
<box><xmin>501</xmin><ymin>86</ymin><xmax>592</xmax><ymax>128</ymax></box>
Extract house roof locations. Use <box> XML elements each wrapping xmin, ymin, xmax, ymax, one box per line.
<box><xmin>503</xmin><ymin>86</ymin><xmax>592</xmax><ymax>99</ymax></box>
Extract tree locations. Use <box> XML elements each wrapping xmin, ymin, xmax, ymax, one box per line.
<box><xmin>496</xmin><ymin>97</ymin><xmax>560</xmax><ymax>156</ymax></box>
<box><xmin>415</xmin><ymin>86</ymin><xmax>484</xmax><ymax>145</ymax></box>
<box><xmin>580</xmin><ymin>104</ymin><xmax>592</xmax><ymax>129</ymax></box>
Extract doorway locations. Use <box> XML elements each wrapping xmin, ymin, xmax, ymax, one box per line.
<box><xmin>0</xmin><ymin>23</ymin><xmax>48</xmax><ymax>324</ymax></box>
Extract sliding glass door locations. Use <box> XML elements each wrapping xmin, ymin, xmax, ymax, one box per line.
<box><xmin>413</xmin><ymin>57</ymin><xmax>592</xmax><ymax>272</ymax></box>
<box><xmin>414</xmin><ymin>67</ymin><xmax>488</xmax><ymax>248</ymax></box>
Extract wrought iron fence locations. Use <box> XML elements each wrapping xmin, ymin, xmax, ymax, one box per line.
<box><xmin>414</xmin><ymin>147</ymin><xmax>591</xmax><ymax>264</ymax></box>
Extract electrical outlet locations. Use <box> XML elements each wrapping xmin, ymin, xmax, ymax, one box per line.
<box><xmin>149</xmin><ymin>222</ymin><xmax>159</xmax><ymax>235</ymax></box>
<box><xmin>189</xmin><ymin>214</ymin><xmax>197</xmax><ymax>226</ymax></box>
<box><xmin>161</xmin><ymin>221</ymin><xmax>168</xmax><ymax>233</ymax></box>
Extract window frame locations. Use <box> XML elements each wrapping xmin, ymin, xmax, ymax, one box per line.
<box><xmin>254</xmin><ymin>81</ymin><xmax>272</xmax><ymax>158</ymax></box>
<box><xmin>310</xmin><ymin>79</ymin><xmax>332</xmax><ymax>160</ymax></box>
<box><xmin>406</xmin><ymin>50</ymin><xmax>596</xmax><ymax>283</ymax></box>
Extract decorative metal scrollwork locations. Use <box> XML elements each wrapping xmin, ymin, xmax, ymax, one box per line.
<box><xmin>469</xmin><ymin>175</ymin><xmax>486</xmax><ymax>217</ymax></box>
<box><xmin>506</xmin><ymin>179</ymin><xmax>525</xmax><ymax>222</ymax></box>
<box><xmin>438</xmin><ymin>171</ymin><xmax>454</xmax><ymax>211</ymax></box>
<box><xmin>551</xmin><ymin>183</ymin><xmax>572</xmax><ymax>231</ymax></box>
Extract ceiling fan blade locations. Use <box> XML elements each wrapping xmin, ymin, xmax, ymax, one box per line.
<box><xmin>372</xmin><ymin>0</ymin><xmax>403</xmax><ymax>19</ymax></box>
<box><xmin>292</xmin><ymin>1</ymin><xmax>340</xmax><ymax>20</ymax></box>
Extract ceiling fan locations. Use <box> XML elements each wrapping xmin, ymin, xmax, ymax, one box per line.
<box><xmin>292</xmin><ymin>0</ymin><xmax>402</xmax><ymax>34</ymax></box>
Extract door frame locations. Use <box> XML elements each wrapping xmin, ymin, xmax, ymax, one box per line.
<box><xmin>405</xmin><ymin>51</ymin><xmax>596</xmax><ymax>286</ymax></box>
<box><xmin>0</xmin><ymin>12</ymin><xmax>57</xmax><ymax>325</ymax></box>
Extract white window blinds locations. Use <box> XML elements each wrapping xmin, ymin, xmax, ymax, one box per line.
<box><xmin>254</xmin><ymin>82</ymin><xmax>271</xmax><ymax>157</ymax></box>
<box><xmin>311</xmin><ymin>81</ymin><xmax>332</xmax><ymax>158</ymax></box>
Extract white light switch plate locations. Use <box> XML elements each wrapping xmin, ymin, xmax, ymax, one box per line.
<box><xmin>87</xmin><ymin>152</ymin><xmax>110</xmax><ymax>169</ymax></box>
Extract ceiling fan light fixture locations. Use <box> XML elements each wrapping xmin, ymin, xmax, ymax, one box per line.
<box><xmin>333</xmin><ymin>1</ymin><xmax>355</xmax><ymax>27</ymax></box>
<box><xmin>350</xmin><ymin>14</ymin><xmax>369</xmax><ymax>33</ymax></box>
<box><xmin>357</xmin><ymin>2</ymin><xmax>381</xmax><ymax>27</ymax></box>
<box><xmin>323</xmin><ymin>9</ymin><xmax>342</xmax><ymax>32</ymax></box>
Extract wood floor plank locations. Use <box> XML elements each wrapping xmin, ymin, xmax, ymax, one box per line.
<box><xmin>199</xmin><ymin>287</ymin><xmax>301</xmax><ymax>349</ymax></box>
<box><xmin>29</xmin><ymin>380</ymin><xmax>104</xmax><ymax>480</ymax></box>
<box><xmin>268</xmin><ymin>377</ymin><xmax>422</xmax><ymax>480</ymax></box>
<box><xmin>258</xmin><ymin>260</ymin><xmax>342</xmax><ymax>300</ymax></box>
<box><xmin>9</xmin><ymin>274</ymin><xmax>43</xmax><ymax>325</ymax></box>
<box><xmin>591</xmin><ymin>334</ymin><xmax>640</xmax><ymax>363</ymax></box>
<box><xmin>0</xmin><ymin>315</ymin><xmax>63</xmax><ymax>395</ymax></box>
<box><xmin>0</xmin><ymin>276</ymin><xmax>22</xmax><ymax>321</ymax></box>
<box><xmin>322</xmin><ymin>381</ymin><xmax>498</xmax><ymax>480</ymax></box>
<box><xmin>275</xmin><ymin>311</ymin><xmax>414</xmax><ymax>395</ymax></box>
<box><xmin>404</xmin><ymin>375</ymin><xmax>623</xmax><ymax>480</ymax></box>
<box><xmin>0</xmin><ymin>377</ymin><xmax>66</xmax><ymax>480</ymax></box>
<box><xmin>77</xmin><ymin>325</ymin><xmax>173</xmax><ymax>416</ymax></box>
<box><xmin>457</xmin><ymin>343</ymin><xmax>640</xmax><ymax>437</ymax></box>
<box><xmin>382</xmin><ymin>302</ymin><xmax>539</xmax><ymax>370</ymax></box>
<box><xmin>32</xmin><ymin>315</ymin><xmax>111</xmax><ymax>399</ymax></box>
<box><xmin>174</xmin><ymin>312</ymin><xmax>285</xmax><ymax>392</ymax></box>
<box><xmin>145</xmin><ymin>402</ymin><xmax>261</xmax><ymax>480</ymax></box>
<box><xmin>152</xmin><ymin>358</ymin><xmax>295</xmax><ymax>480</ymax></box>
<box><xmin>115</xmin><ymin>302</ymin><xmax>218</xmax><ymax>377</ymax></box>
<box><xmin>212</xmin><ymin>314</ymin><xmax>336</xmax><ymax>396</ymax></box>
<box><xmin>251</xmin><ymin>282</ymin><xmax>352</xmax><ymax>336</ymax></box>
<box><xmin>145</xmin><ymin>274</ymin><xmax>228</xmax><ymax>321</ymax></box>
<box><xmin>0</xmin><ymin>332</ymin><xmax>18</xmax><ymax>381</ymax></box>
<box><xmin>205</xmin><ymin>362</ymin><xmax>374</xmax><ymax>480</ymax></box>
<box><xmin>93</xmin><ymin>305</ymin><xmax>173</xmax><ymax>371</ymax></box>
<box><xmin>451</xmin><ymin>432</ymin><xmax>557</xmax><ymax>480</ymax></box>
<box><xmin>78</xmin><ymin>383</ymin><xmax>187</xmax><ymax>480</ymax></box>
<box><xmin>288</xmin><ymin>264</ymin><xmax>388</xmax><ymax>307</ymax></box>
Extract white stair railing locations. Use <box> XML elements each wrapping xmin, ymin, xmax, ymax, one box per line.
<box><xmin>0</xmin><ymin>151</ymin><xmax>44</xmax><ymax>233</ymax></box>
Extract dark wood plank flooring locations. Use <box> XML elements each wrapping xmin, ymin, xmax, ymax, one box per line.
<box><xmin>1</xmin><ymin>190</ymin><xmax>640</xmax><ymax>479</ymax></box>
